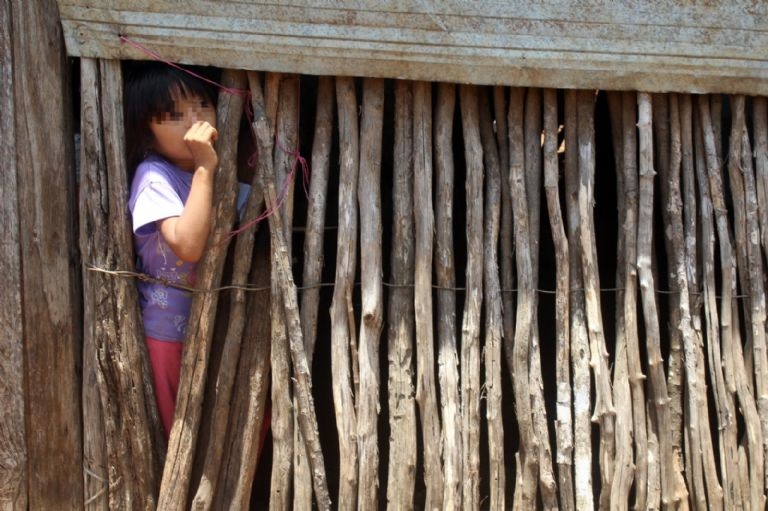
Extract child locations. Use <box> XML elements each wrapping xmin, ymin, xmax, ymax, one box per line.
<box><xmin>125</xmin><ymin>62</ymin><xmax>223</xmax><ymax>438</ymax></box>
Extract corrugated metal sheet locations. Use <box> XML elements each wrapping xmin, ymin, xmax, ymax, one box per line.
<box><xmin>57</xmin><ymin>0</ymin><xmax>768</xmax><ymax>94</ymax></box>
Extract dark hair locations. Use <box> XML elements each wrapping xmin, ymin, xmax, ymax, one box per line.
<box><xmin>123</xmin><ymin>61</ymin><xmax>219</xmax><ymax>173</ymax></box>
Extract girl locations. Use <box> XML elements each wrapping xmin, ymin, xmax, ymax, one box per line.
<box><xmin>125</xmin><ymin>62</ymin><xmax>222</xmax><ymax>438</ymax></box>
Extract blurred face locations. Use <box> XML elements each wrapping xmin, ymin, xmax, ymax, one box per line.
<box><xmin>149</xmin><ymin>91</ymin><xmax>216</xmax><ymax>171</ymax></box>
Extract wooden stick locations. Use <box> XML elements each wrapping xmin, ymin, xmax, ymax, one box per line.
<box><xmin>508</xmin><ymin>87</ymin><xmax>539</xmax><ymax>510</ymax></box>
<box><xmin>732</xmin><ymin>95</ymin><xmax>768</xmax><ymax>508</ymax></box>
<box><xmin>157</xmin><ymin>69</ymin><xmax>245</xmax><ymax>511</ymax></box>
<box><xmin>386</xmin><ymin>79</ymin><xmax>417</xmax><ymax>509</ymax></box>
<box><xmin>494</xmin><ymin>86</ymin><xmax>516</xmax><ymax>380</ymax></box>
<box><xmin>663</xmin><ymin>93</ymin><xmax>710</xmax><ymax>509</ymax></box>
<box><xmin>543</xmin><ymin>88</ymin><xmax>574</xmax><ymax>511</ymax></box>
<box><xmin>678</xmin><ymin>94</ymin><xmax>714</xmax><ymax>511</ymax></box>
<box><xmin>607</xmin><ymin>90</ymin><xmax>636</xmax><ymax>511</ymax></box>
<box><xmin>564</xmin><ymin>89</ymin><xmax>593</xmax><ymax>511</ymax></box>
<box><xmin>692</xmin><ymin>98</ymin><xmax>728</xmax><ymax>511</ymax></box>
<box><xmin>213</xmin><ymin>239</ymin><xmax>271</xmax><ymax>510</ymax></box>
<box><xmin>79</xmin><ymin>58</ymin><xmax>161</xmax><ymax>510</ymax></box>
<box><xmin>576</xmin><ymin>89</ymin><xmax>615</xmax><ymax>509</ymax></box>
<box><xmin>435</xmin><ymin>81</ymin><xmax>462</xmax><ymax>510</ymax></box>
<box><xmin>458</xmin><ymin>84</ymin><xmax>484</xmax><ymax>510</ymax></box>
<box><xmin>754</xmin><ymin>97</ymin><xmax>768</xmax><ymax>269</ymax></box>
<box><xmin>248</xmin><ymin>71</ymin><xmax>331</xmax><ymax>509</ymax></box>
<box><xmin>356</xmin><ymin>77</ymin><xmax>384</xmax><ymax>511</ymax></box>
<box><xmin>269</xmin><ymin>73</ymin><xmax>296</xmax><ymax>509</ymax></box>
<box><xmin>331</xmin><ymin>75</ymin><xmax>360</xmax><ymax>509</ymax></box>
<box><xmin>294</xmin><ymin>74</ymin><xmax>334</xmax><ymax>509</ymax></box>
<box><xmin>413</xmin><ymin>80</ymin><xmax>444</xmax><ymax>511</ymax></box>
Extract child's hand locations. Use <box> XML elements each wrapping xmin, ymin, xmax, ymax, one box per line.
<box><xmin>184</xmin><ymin>120</ymin><xmax>219</xmax><ymax>172</ymax></box>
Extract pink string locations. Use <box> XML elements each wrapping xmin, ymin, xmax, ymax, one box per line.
<box><xmin>120</xmin><ymin>34</ymin><xmax>311</xmax><ymax>238</ymax></box>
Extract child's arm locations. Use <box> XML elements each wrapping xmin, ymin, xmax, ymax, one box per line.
<box><xmin>158</xmin><ymin>121</ymin><xmax>218</xmax><ymax>262</ymax></box>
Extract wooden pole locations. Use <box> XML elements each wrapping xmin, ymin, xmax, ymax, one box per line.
<box><xmin>332</xmin><ymin>75</ymin><xmax>360</xmax><ymax>509</ymax></box>
<box><xmin>386</xmin><ymin>79</ymin><xmax>417</xmax><ymax>510</ymax></box>
<box><xmin>434</xmin><ymin>81</ymin><xmax>461</xmax><ymax>510</ymax></box>
<box><xmin>413</xmin><ymin>80</ymin><xmax>444</xmax><ymax>511</ymax></box>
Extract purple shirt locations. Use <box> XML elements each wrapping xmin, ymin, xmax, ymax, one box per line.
<box><xmin>129</xmin><ymin>155</ymin><xmax>197</xmax><ymax>342</ymax></box>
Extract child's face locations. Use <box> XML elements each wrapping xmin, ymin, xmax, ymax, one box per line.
<box><xmin>149</xmin><ymin>92</ymin><xmax>217</xmax><ymax>171</ymax></box>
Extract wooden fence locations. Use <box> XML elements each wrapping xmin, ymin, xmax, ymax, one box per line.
<box><xmin>3</xmin><ymin>1</ymin><xmax>768</xmax><ymax>509</ymax></box>
<box><xmin>78</xmin><ymin>60</ymin><xmax>768</xmax><ymax>509</ymax></box>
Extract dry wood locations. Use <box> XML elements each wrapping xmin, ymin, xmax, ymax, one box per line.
<box><xmin>479</xmin><ymin>89</ymin><xmax>505</xmax><ymax>511</ymax></box>
<box><xmin>733</xmin><ymin>96</ymin><xmax>768</xmax><ymax>499</ymax></box>
<box><xmin>692</xmin><ymin>100</ymin><xmax>729</xmax><ymax>511</ymax></box>
<box><xmin>213</xmin><ymin>236</ymin><xmax>271</xmax><ymax>510</ymax></box>
<box><xmin>564</xmin><ymin>89</ymin><xmax>594</xmax><ymax>511</ymax></box>
<box><xmin>663</xmin><ymin>93</ymin><xmax>707</xmax><ymax>510</ymax></box>
<box><xmin>700</xmin><ymin>96</ymin><xmax>750</xmax><ymax>509</ymax></box>
<box><xmin>331</xmin><ymin>75</ymin><xmax>360</xmax><ymax>509</ymax></box>
<box><xmin>249</xmin><ymin>71</ymin><xmax>331</xmax><ymax>509</ymax></box>
<box><xmin>157</xmin><ymin>69</ymin><xmax>245</xmax><ymax>511</ymax></box>
<box><xmin>0</xmin><ymin>2</ymin><xmax>27</xmax><ymax>508</ymax></box>
<box><xmin>386</xmin><ymin>79</ymin><xmax>417</xmax><ymax>510</ymax></box>
<box><xmin>295</xmin><ymin>74</ymin><xmax>333</xmax><ymax>508</ymax></box>
<box><xmin>356</xmin><ymin>77</ymin><xmax>385</xmax><ymax>511</ymax></box>
<box><xmin>754</xmin><ymin>97</ymin><xmax>768</xmax><ymax>269</ymax></box>
<box><xmin>607</xmin><ymin>90</ymin><xmax>636</xmax><ymax>511</ymax></box>
<box><xmin>11</xmin><ymin>2</ymin><xmax>83</xmax><ymax>509</ymax></box>
<box><xmin>508</xmin><ymin>87</ymin><xmax>539</xmax><ymax>510</ymax></box>
<box><xmin>543</xmin><ymin>88</ymin><xmax>574</xmax><ymax>511</ymax></box>
<box><xmin>458</xmin><ymin>84</ymin><xmax>484</xmax><ymax>510</ymax></box>
<box><xmin>576</xmin><ymin>89</ymin><xmax>615</xmax><ymax>510</ymax></box>
<box><xmin>524</xmin><ymin>87</ymin><xmax>558</xmax><ymax>511</ymax></box>
<box><xmin>413</xmin><ymin>80</ymin><xmax>444</xmax><ymax>511</ymax></box>
<box><xmin>88</xmin><ymin>59</ymin><xmax>164</xmax><ymax>510</ymax></box>
<box><xmin>78</xmin><ymin>58</ymin><xmax>109</xmax><ymax>511</ymax></box>
<box><xmin>269</xmin><ymin>73</ymin><xmax>297</xmax><ymax>511</ymax></box>
<box><xmin>637</xmin><ymin>92</ymin><xmax>687</xmax><ymax>507</ymax></box>
<box><xmin>677</xmin><ymin>94</ymin><xmax>714</xmax><ymax>511</ymax></box>
<box><xmin>493</xmin><ymin>86</ymin><xmax>516</xmax><ymax>379</ymax></box>
<box><xmin>434</xmin><ymin>81</ymin><xmax>462</xmax><ymax>511</ymax></box>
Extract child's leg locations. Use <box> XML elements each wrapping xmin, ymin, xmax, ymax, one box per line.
<box><xmin>145</xmin><ymin>337</ymin><xmax>184</xmax><ymax>439</ymax></box>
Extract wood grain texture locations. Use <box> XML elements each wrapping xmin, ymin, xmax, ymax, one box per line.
<box><xmin>57</xmin><ymin>0</ymin><xmax>768</xmax><ymax>94</ymax></box>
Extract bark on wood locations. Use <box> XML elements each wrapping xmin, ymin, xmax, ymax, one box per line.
<box><xmin>508</xmin><ymin>87</ymin><xmax>539</xmax><ymax>510</ymax></box>
<box><xmin>213</xmin><ymin>238</ymin><xmax>271</xmax><ymax>510</ymax></box>
<box><xmin>413</xmin><ymin>80</ymin><xmax>444</xmax><ymax>511</ymax></box>
<box><xmin>331</xmin><ymin>75</ymin><xmax>360</xmax><ymax>509</ymax></box>
<box><xmin>699</xmin><ymin>97</ymin><xmax>765</xmax><ymax>509</ymax></box>
<box><xmin>12</xmin><ymin>1</ymin><xmax>83</xmax><ymax>508</ymax></box>
<box><xmin>249</xmin><ymin>71</ymin><xmax>331</xmax><ymax>509</ymax></box>
<box><xmin>356</xmin><ymin>77</ymin><xmax>385</xmax><ymax>511</ymax></box>
<box><xmin>0</xmin><ymin>0</ymin><xmax>26</xmax><ymax>506</ymax></box>
<box><xmin>479</xmin><ymin>89</ymin><xmax>505</xmax><ymax>511</ymax></box>
<box><xmin>692</xmin><ymin>99</ymin><xmax>729</xmax><ymax>511</ymax></box>
<box><xmin>386</xmin><ymin>79</ymin><xmax>417</xmax><ymax>510</ymax></box>
<box><xmin>494</xmin><ymin>86</ymin><xmax>516</xmax><ymax>381</ymax></box>
<box><xmin>458</xmin><ymin>84</ymin><xmax>484</xmax><ymax>511</ymax></box>
<box><xmin>157</xmin><ymin>69</ymin><xmax>245</xmax><ymax>511</ymax></box>
<box><xmin>637</xmin><ymin>92</ymin><xmax>687</xmax><ymax>507</ymax></box>
<box><xmin>575</xmin><ymin>89</ymin><xmax>616</xmax><ymax>510</ymax></box>
<box><xmin>754</xmin><ymin>97</ymin><xmax>768</xmax><ymax>271</ymax></box>
<box><xmin>564</xmin><ymin>89</ymin><xmax>594</xmax><ymax>511</ymax></box>
<box><xmin>677</xmin><ymin>94</ymin><xmax>713</xmax><ymax>511</ymax></box>
<box><xmin>434</xmin><ymin>81</ymin><xmax>462</xmax><ymax>511</ymax></box>
<box><xmin>524</xmin><ymin>87</ymin><xmax>558</xmax><ymax>511</ymax></box>
<box><xmin>295</xmin><ymin>74</ymin><xmax>333</xmax><ymax>509</ymax></box>
<box><xmin>543</xmin><ymin>88</ymin><xmax>574</xmax><ymax>511</ymax></box>
<box><xmin>732</xmin><ymin>95</ymin><xmax>768</xmax><ymax>500</ymax></box>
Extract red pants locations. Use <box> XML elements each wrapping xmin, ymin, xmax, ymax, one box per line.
<box><xmin>145</xmin><ymin>337</ymin><xmax>271</xmax><ymax>453</ymax></box>
<box><xmin>145</xmin><ymin>337</ymin><xmax>183</xmax><ymax>439</ymax></box>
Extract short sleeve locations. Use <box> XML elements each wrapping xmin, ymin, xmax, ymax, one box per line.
<box><xmin>131</xmin><ymin>180</ymin><xmax>185</xmax><ymax>233</ymax></box>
